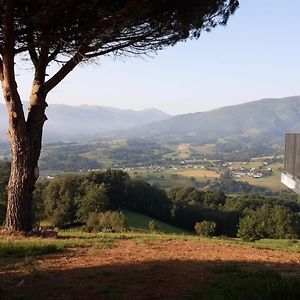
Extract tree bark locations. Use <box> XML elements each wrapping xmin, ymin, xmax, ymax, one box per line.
<box><xmin>4</xmin><ymin>88</ymin><xmax>47</xmax><ymax>232</ymax></box>
<box><xmin>5</xmin><ymin>137</ymin><xmax>36</xmax><ymax>231</ymax></box>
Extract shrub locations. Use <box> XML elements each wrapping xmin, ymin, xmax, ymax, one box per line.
<box><xmin>148</xmin><ymin>220</ymin><xmax>160</xmax><ymax>232</ymax></box>
<box><xmin>86</xmin><ymin>211</ymin><xmax>127</xmax><ymax>232</ymax></box>
<box><xmin>195</xmin><ymin>220</ymin><xmax>216</xmax><ymax>237</ymax></box>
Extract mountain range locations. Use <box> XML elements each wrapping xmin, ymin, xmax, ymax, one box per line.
<box><xmin>1</xmin><ymin>96</ymin><xmax>300</xmax><ymax>146</ymax></box>
<box><xmin>0</xmin><ymin>103</ymin><xmax>170</xmax><ymax>143</ymax></box>
<box><xmin>119</xmin><ymin>96</ymin><xmax>300</xmax><ymax>146</ymax></box>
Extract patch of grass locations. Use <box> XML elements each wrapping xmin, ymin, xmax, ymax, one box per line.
<box><xmin>244</xmin><ymin>238</ymin><xmax>300</xmax><ymax>253</ymax></box>
<box><xmin>175</xmin><ymin>168</ymin><xmax>220</xmax><ymax>180</ymax></box>
<box><xmin>193</xmin><ymin>144</ymin><xmax>216</xmax><ymax>154</ymax></box>
<box><xmin>0</xmin><ymin>241</ymin><xmax>63</xmax><ymax>258</ymax></box>
<box><xmin>89</xmin><ymin>237</ymin><xmax>114</xmax><ymax>253</ymax></box>
<box><xmin>0</xmin><ymin>236</ymin><xmax>85</xmax><ymax>258</ymax></box>
<box><xmin>181</xmin><ymin>266</ymin><xmax>300</xmax><ymax>300</ymax></box>
<box><xmin>59</xmin><ymin>230</ymin><xmax>197</xmax><ymax>246</ymax></box>
<box><xmin>214</xmin><ymin>237</ymin><xmax>300</xmax><ymax>253</ymax></box>
<box><xmin>124</xmin><ymin>210</ymin><xmax>189</xmax><ymax>234</ymax></box>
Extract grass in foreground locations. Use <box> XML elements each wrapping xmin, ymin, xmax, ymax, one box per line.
<box><xmin>244</xmin><ymin>238</ymin><xmax>300</xmax><ymax>253</ymax></box>
<box><xmin>181</xmin><ymin>265</ymin><xmax>300</xmax><ymax>300</ymax></box>
<box><xmin>0</xmin><ymin>236</ymin><xmax>85</xmax><ymax>258</ymax></box>
<box><xmin>222</xmin><ymin>237</ymin><xmax>300</xmax><ymax>253</ymax></box>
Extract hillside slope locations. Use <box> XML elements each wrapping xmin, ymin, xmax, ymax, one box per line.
<box><xmin>124</xmin><ymin>96</ymin><xmax>300</xmax><ymax>145</ymax></box>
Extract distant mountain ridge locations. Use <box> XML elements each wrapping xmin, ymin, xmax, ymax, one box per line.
<box><xmin>1</xmin><ymin>96</ymin><xmax>300</xmax><ymax>146</ymax></box>
<box><xmin>119</xmin><ymin>96</ymin><xmax>300</xmax><ymax>146</ymax></box>
<box><xmin>0</xmin><ymin>103</ymin><xmax>170</xmax><ymax>143</ymax></box>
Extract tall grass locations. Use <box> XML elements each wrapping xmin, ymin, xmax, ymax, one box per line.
<box><xmin>0</xmin><ymin>237</ymin><xmax>85</xmax><ymax>258</ymax></box>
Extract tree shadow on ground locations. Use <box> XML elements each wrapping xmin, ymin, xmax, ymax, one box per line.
<box><xmin>1</xmin><ymin>259</ymin><xmax>300</xmax><ymax>300</ymax></box>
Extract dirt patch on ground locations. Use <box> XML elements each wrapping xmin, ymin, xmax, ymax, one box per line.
<box><xmin>1</xmin><ymin>239</ymin><xmax>300</xmax><ymax>299</ymax></box>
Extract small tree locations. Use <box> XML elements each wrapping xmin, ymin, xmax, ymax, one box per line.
<box><xmin>195</xmin><ymin>220</ymin><xmax>216</xmax><ymax>237</ymax></box>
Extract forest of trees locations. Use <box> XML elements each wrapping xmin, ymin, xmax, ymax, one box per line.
<box><xmin>1</xmin><ymin>162</ymin><xmax>299</xmax><ymax>240</ymax></box>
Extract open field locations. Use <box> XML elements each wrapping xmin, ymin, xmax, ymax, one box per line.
<box><xmin>173</xmin><ymin>168</ymin><xmax>220</xmax><ymax>180</ymax></box>
<box><xmin>128</xmin><ymin>167</ymin><xmax>220</xmax><ymax>189</ymax></box>
<box><xmin>192</xmin><ymin>144</ymin><xmax>216</xmax><ymax>154</ymax></box>
<box><xmin>251</xmin><ymin>154</ymin><xmax>284</xmax><ymax>162</ymax></box>
<box><xmin>176</xmin><ymin>144</ymin><xmax>194</xmax><ymax>159</ymax></box>
<box><xmin>163</xmin><ymin>143</ymin><xmax>216</xmax><ymax>160</ymax></box>
<box><xmin>129</xmin><ymin>163</ymin><xmax>285</xmax><ymax>192</ymax></box>
<box><xmin>236</xmin><ymin>171</ymin><xmax>285</xmax><ymax>192</ymax></box>
<box><xmin>229</xmin><ymin>161</ymin><xmax>263</xmax><ymax>169</ymax></box>
<box><xmin>1</xmin><ymin>232</ymin><xmax>300</xmax><ymax>300</ymax></box>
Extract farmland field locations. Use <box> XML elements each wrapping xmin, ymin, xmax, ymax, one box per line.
<box><xmin>127</xmin><ymin>166</ymin><xmax>221</xmax><ymax>189</ymax></box>
<box><xmin>173</xmin><ymin>168</ymin><xmax>220</xmax><ymax>180</ymax></box>
<box><xmin>236</xmin><ymin>171</ymin><xmax>285</xmax><ymax>192</ymax></box>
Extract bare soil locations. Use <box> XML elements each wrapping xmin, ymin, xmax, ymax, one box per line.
<box><xmin>1</xmin><ymin>239</ymin><xmax>300</xmax><ymax>300</ymax></box>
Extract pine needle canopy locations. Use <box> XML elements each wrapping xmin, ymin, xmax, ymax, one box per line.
<box><xmin>0</xmin><ymin>0</ymin><xmax>239</xmax><ymax>61</ymax></box>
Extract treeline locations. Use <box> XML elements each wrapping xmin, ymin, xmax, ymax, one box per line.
<box><xmin>167</xmin><ymin>188</ymin><xmax>300</xmax><ymax>239</ymax></box>
<box><xmin>37</xmin><ymin>170</ymin><xmax>171</xmax><ymax>227</ymax></box>
<box><xmin>0</xmin><ymin>163</ymin><xmax>300</xmax><ymax>240</ymax></box>
<box><xmin>106</xmin><ymin>139</ymin><xmax>171</xmax><ymax>165</ymax></box>
<box><xmin>39</xmin><ymin>153</ymin><xmax>101</xmax><ymax>172</ymax></box>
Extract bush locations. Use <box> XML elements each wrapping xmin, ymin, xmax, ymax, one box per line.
<box><xmin>86</xmin><ymin>211</ymin><xmax>127</xmax><ymax>232</ymax></box>
<box><xmin>195</xmin><ymin>220</ymin><xmax>216</xmax><ymax>237</ymax></box>
<box><xmin>148</xmin><ymin>220</ymin><xmax>160</xmax><ymax>232</ymax></box>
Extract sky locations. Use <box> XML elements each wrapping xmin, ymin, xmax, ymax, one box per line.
<box><xmin>8</xmin><ymin>0</ymin><xmax>300</xmax><ymax>115</ymax></box>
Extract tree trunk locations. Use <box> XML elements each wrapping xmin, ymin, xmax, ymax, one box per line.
<box><xmin>5</xmin><ymin>138</ymin><xmax>38</xmax><ymax>231</ymax></box>
<box><xmin>4</xmin><ymin>92</ymin><xmax>47</xmax><ymax>232</ymax></box>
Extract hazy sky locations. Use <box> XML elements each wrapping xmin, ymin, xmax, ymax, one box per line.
<box><xmin>9</xmin><ymin>1</ymin><xmax>300</xmax><ymax>115</ymax></box>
